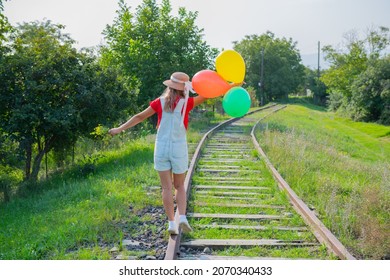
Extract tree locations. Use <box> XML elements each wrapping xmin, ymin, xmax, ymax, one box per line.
<box><xmin>366</xmin><ymin>26</ymin><xmax>390</xmax><ymax>60</ymax></box>
<box><xmin>321</xmin><ymin>26</ymin><xmax>389</xmax><ymax>118</ymax></box>
<box><xmin>233</xmin><ymin>32</ymin><xmax>305</xmax><ymax>103</ymax></box>
<box><xmin>0</xmin><ymin>0</ymin><xmax>11</xmax><ymax>62</ymax></box>
<box><xmin>0</xmin><ymin>21</ymin><xmax>133</xmax><ymax>182</ymax></box>
<box><xmin>102</xmin><ymin>0</ymin><xmax>217</xmax><ymax>109</ymax></box>
<box><xmin>321</xmin><ymin>38</ymin><xmax>368</xmax><ymax>106</ymax></box>
<box><xmin>303</xmin><ymin>67</ymin><xmax>327</xmax><ymax>104</ymax></box>
<box><xmin>349</xmin><ymin>56</ymin><xmax>390</xmax><ymax>124</ymax></box>
<box><xmin>0</xmin><ymin>0</ymin><xmax>10</xmax><ymax>44</ymax></box>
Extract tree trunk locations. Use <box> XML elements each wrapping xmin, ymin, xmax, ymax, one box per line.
<box><xmin>3</xmin><ymin>187</ymin><xmax>10</xmax><ymax>203</ymax></box>
<box><xmin>30</xmin><ymin>136</ymin><xmax>55</xmax><ymax>182</ymax></box>
<box><xmin>72</xmin><ymin>144</ymin><xmax>75</xmax><ymax>165</ymax></box>
<box><xmin>45</xmin><ymin>151</ymin><xmax>48</xmax><ymax>179</ymax></box>
<box><xmin>30</xmin><ymin>150</ymin><xmax>45</xmax><ymax>181</ymax></box>
<box><xmin>25</xmin><ymin>142</ymin><xmax>32</xmax><ymax>180</ymax></box>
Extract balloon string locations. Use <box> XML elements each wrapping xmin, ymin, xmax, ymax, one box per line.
<box><xmin>181</xmin><ymin>81</ymin><xmax>195</xmax><ymax>127</ymax></box>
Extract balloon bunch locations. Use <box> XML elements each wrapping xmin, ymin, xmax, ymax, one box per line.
<box><xmin>192</xmin><ymin>50</ymin><xmax>250</xmax><ymax>118</ymax></box>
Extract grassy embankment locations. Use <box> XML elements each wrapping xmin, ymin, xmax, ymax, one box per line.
<box><xmin>253</xmin><ymin>101</ymin><xmax>390</xmax><ymax>259</ymax></box>
<box><xmin>2</xmin><ymin>101</ymin><xmax>388</xmax><ymax>260</ymax></box>
<box><xmin>0</xmin><ymin>110</ymin><xmax>229</xmax><ymax>259</ymax></box>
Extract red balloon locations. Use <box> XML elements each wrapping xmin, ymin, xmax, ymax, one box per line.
<box><xmin>192</xmin><ymin>70</ymin><xmax>231</xmax><ymax>98</ymax></box>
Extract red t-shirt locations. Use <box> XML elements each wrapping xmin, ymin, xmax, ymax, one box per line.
<box><xmin>150</xmin><ymin>97</ymin><xmax>194</xmax><ymax>130</ymax></box>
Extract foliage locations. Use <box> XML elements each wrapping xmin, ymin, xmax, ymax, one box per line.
<box><xmin>0</xmin><ymin>21</ymin><xmax>134</xmax><ymax>182</ymax></box>
<box><xmin>102</xmin><ymin>0</ymin><xmax>218</xmax><ymax>109</ymax></box>
<box><xmin>321</xmin><ymin>26</ymin><xmax>390</xmax><ymax>124</ymax></box>
<box><xmin>0</xmin><ymin>0</ymin><xmax>11</xmax><ymax>72</ymax></box>
<box><xmin>303</xmin><ymin>67</ymin><xmax>327</xmax><ymax>105</ymax></box>
<box><xmin>90</xmin><ymin>124</ymin><xmax>110</xmax><ymax>142</ymax></box>
<box><xmin>321</xmin><ymin>39</ymin><xmax>369</xmax><ymax>100</ymax></box>
<box><xmin>0</xmin><ymin>137</ymin><xmax>158</xmax><ymax>259</ymax></box>
<box><xmin>0</xmin><ymin>0</ymin><xmax>11</xmax><ymax>44</ymax></box>
<box><xmin>233</xmin><ymin>32</ymin><xmax>305</xmax><ymax>103</ymax></box>
<box><xmin>90</xmin><ymin>124</ymin><xmax>112</xmax><ymax>150</ymax></box>
<box><xmin>326</xmin><ymin>90</ymin><xmax>344</xmax><ymax>112</ymax></box>
<box><xmin>349</xmin><ymin>56</ymin><xmax>390</xmax><ymax>124</ymax></box>
<box><xmin>0</xmin><ymin>165</ymin><xmax>23</xmax><ymax>203</ymax></box>
<box><xmin>246</xmin><ymin>86</ymin><xmax>258</xmax><ymax>107</ymax></box>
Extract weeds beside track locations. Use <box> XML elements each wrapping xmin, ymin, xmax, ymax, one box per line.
<box><xmin>165</xmin><ymin>105</ymin><xmax>354</xmax><ymax>260</ymax></box>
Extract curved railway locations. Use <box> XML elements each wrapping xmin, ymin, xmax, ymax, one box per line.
<box><xmin>164</xmin><ymin>104</ymin><xmax>355</xmax><ymax>260</ymax></box>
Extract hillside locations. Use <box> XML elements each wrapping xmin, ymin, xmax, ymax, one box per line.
<box><xmin>253</xmin><ymin>102</ymin><xmax>390</xmax><ymax>259</ymax></box>
<box><xmin>1</xmin><ymin>103</ymin><xmax>388</xmax><ymax>259</ymax></box>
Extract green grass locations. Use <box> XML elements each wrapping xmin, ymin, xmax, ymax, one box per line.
<box><xmin>0</xmin><ymin>110</ymin><xmax>228</xmax><ymax>260</ymax></box>
<box><xmin>216</xmin><ymin>245</ymin><xmax>334</xmax><ymax>259</ymax></box>
<box><xmin>185</xmin><ymin>227</ymin><xmax>315</xmax><ymax>241</ymax></box>
<box><xmin>3</xmin><ymin>103</ymin><xmax>386</xmax><ymax>260</ymax></box>
<box><xmin>254</xmin><ymin>103</ymin><xmax>390</xmax><ymax>259</ymax></box>
<box><xmin>0</xmin><ymin>137</ymin><xmax>160</xmax><ymax>259</ymax></box>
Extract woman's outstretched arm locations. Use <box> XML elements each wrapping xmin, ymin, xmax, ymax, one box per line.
<box><xmin>109</xmin><ymin>106</ymin><xmax>156</xmax><ymax>136</ymax></box>
<box><xmin>193</xmin><ymin>96</ymin><xmax>207</xmax><ymax>107</ymax></box>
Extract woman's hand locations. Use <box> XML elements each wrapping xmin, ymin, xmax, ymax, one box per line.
<box><xmin>108</xmin><ymin>128</ymin><xmax>121</xmax><ymax>136</ymax></box>
<box><xmin>230</xmin><ymin>81</ymin><xmax>246</xmax><ymax>88</ymax></box>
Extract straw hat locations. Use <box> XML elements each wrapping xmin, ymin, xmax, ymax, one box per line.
<box><xmin>163</xmin><ymin>72</ymin><xmax>190</xmax><ymax>91</ymax></box>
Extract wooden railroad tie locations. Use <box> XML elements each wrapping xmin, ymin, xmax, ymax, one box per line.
<box><xmin>180</xmin><ymin>239</ymin><xmax>318</xmax><ymax>249</ymax></box>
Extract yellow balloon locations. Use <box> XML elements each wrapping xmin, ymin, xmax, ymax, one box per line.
<box><xmin>215</xmin><ymin>50</ymin><xmax>245</xmax><ymax>83</ymax></box>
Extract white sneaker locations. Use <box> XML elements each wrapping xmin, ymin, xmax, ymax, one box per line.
<box><xmin>179</xmin><ymin>219</ymin><xmax>193</xmax><ymax>233</ymax></box>
<box><xmin>168</xmin><ymin>222</ymin><xmax>178</xmax><ymax>235</ymax></box>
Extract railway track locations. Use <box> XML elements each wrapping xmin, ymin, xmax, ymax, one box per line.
<box><xmin>164</xmin><ymin>104</ymin><xmax>355</xmax><ymax>260</ymax></box>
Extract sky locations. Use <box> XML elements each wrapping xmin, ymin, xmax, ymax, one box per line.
<box><xmin>3</xmin><ymin>0</ymin><xmax>390</xmax><ymax>67</ymax></box>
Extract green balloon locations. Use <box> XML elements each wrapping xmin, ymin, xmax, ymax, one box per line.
<box><xmin>222</xmin><ymin>87</ymin><xmax>251</xmax><ymax>117</ymax></box>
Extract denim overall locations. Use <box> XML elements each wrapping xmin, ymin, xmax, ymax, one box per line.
<box><xmin>154</xmin><ymin>97</ymin><xmax>188</xmax><ymax>174</ymax></box>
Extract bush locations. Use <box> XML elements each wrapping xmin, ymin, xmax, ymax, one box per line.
<box><xmin>0</xmin><ymin>165</ymin><xmax>23</xmax><ymax>203</ymax></box>
<box><xmin>349</xmin><ymin>57</ymin><xmax>390</xmax><ymax>124</ymax></box>
<box><xmin>326</xmin><ymin>91</ymin><xmax>345</xmax><ymax>112</ymax></box>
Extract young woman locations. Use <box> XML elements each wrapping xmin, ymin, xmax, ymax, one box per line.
<box><xmin>109</xmin><ymin>72</ymin><xmax>206</xmax><ymax>235</ymax></box>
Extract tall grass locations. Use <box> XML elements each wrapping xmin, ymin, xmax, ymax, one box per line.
<box><xmin>0</xmin><ymin>110</ymin><xmax>226</xmax><ymax>259</ymax></box>
<box><xmin>0</xmin><ymin>136</ymin><xmax>162</xmax><ymax>259</ymax></box>
<box><xmin>254</xmin><ymin>103</ymin><xmax>390</xmax><ymax>259</ymax></box>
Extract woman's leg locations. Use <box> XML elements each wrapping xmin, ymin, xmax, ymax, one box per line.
<box><xmin>173</xmin><ymin>172</ymin><xmax>192</xmax><ymax>233</ymax></box>
<box><xmin>158</xmin><ymin>170</ymin><xmax>175</xmax><ymax>221</ymax></box>
<box><xmin>173</xmin><ymin>172</ymin><xmax>186</xmax><ymax>215</ymax></box>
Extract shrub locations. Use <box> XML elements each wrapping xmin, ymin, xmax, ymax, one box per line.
<box><xmin>0</xmin><ymin>165</ymin><xmax>23</xmax><ymax>202</ymax></box>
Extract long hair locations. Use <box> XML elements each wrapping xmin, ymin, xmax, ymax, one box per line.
<box><xmin>162</xmin><ymin>87</ymin><xmax>185</xmax><ymax>112</ymax></box>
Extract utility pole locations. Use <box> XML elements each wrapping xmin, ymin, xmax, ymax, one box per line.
<box><xmin>259</xmin><ymin>48</ymin><xmax>264</xmax><ymax>106</ymax></box>
<box><xmin>317</xmin><ymin>41</ymin><xmax>320</xmax><ymax>79</ymax></box>
<box><xmin>316</xmin><ymin>41</ymin><xmax>321</xmax><ymax>103</ymax></box>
